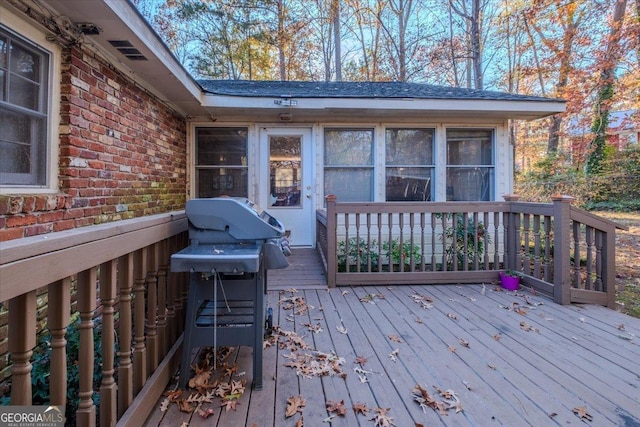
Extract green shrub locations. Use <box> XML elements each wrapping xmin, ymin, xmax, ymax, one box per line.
<box><xmin>440</xmin><ymin>214</ymin><xmax>489</xmax><ymax>269</ymax></box>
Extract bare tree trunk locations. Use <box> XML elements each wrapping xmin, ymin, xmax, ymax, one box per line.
<box><xmin>277</xmin><ymin>0</ymin><xmax>286</xmax><ymax>80</ymax></box>
<box><xmin>332</xmin><ymin>0</ymin><xmax>342</xmax><ymax>81</ymax></box>
<box><xmin>471</xmin><ymin>0</ymin><xmax>483</xmax><ymax>90</ymax></box>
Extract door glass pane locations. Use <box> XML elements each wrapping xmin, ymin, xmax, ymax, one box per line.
<box><xmin>269</xmin><ymin>136</ymin><xmax>301</xmax><ymax>207</ymax></box>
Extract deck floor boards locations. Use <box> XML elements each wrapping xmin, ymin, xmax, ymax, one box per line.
<box><xmin>145</xmin><ymin>251</ymin><xmax>640</xmax><ymax>427</ymax></box>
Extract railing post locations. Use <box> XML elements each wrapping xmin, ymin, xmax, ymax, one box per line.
<box><xmin>8</xmin><ymin>291</ymin><xmax>36</xmax><ymax>405</ymax></box>
<box><xmin>326</xmin><ymin>195</ymin><xmax>337</xmax><ymax>288</ymax></box>
<box><xmin>100</xmin><ymin>260</ymin><xmax>118</xmax><ymax>427</ymax></box>
<box><xmin>133</xmin><ymin>248</ymin><xmax>148</xmax><ymax>395</ymax></box>
<box><xmin>502</xmin><ymin>194</ymin><xmax>520</xmax><ymax>271</ymax></box>
<box><xmin>552</xmin><ymin>195</ymin><xmax>574</xmax><ymax>305</ymax></box>
<box><xmin>603</xmin><ymin>227</ymin><xmax>617</xmax><ymax>309</ymax></box>
<box><xmin>117</xmin><ymin>253</ymin><xmax>134</xmax><ymax>417</ymax></box>
<box><xmin>77</xmin><ymin>267</ymin><xmax>98</xmax><ymax>426</ymax></box>
<box><xmin>146</xmin><ymin>243</ymin><xmax>159</xmax><ymax>373</ymax></box>
<box><xmin>48</xmin><ymin>278</ymin><xmax>71</xmax><ymax>408</ymax></box>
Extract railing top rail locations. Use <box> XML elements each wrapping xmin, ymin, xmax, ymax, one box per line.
<box><xmin>330</xmin><ymin>201</ymin><xmax>510</xmax><ymax>214</ymax></box>
<box><xmin>0</xmin><ymin>211</ymin><xmax>188</xmax><ymax>302</ymax></box>
<box><xmin>508</xmin><ymin>202</ymin><xmax>554</xmax><ymax>216</ymax></box>
<box><xmin>0</xmin><ymin>211</ymin><xmax>186</xmax><ymax>265</ymax></box>
<box><xmin>569</xmin><ymin>206</ymin><xmax>628</xmax><ymax>231</ymax></box>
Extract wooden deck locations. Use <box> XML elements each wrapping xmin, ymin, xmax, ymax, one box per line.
<box><xmin>145</xmin><ymin>255</ymin><xmax>640</xmax><ymax>427</ymax></box>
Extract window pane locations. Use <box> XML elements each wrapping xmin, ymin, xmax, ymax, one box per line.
<box><xmin>447</xmin><ymin>129</ymin><xmax>492</xmax><ymax>165</ymax></box>
<box><xmin>446</xmin><ymin>167</ymin><xmax>492</xmax><ymax>201</ymax></box>
<box><xmin>324</xmin><ymin>129</ymin><xmax>373</xmax><ymax>165</ymax></box>
<box><xmin>386</xmin><ymin>167</ymin><xmax>432</xmax><ymax>201</ymax></box>
<box><xmin>0</xmin><ymin>35</ymin><xmax>7</xmax><ymax>69</ymax></box>
<box><xmin>10</xmin><ymin>41</ymin><xmax>40</xmax><ymax>82</ymax></box>
<box><xmin>196</xmin><ymin>127</ymin><xmax>248</xmax><ymax>166</ymax></box>
<box><xmin>269</xmin><ymin>136</ymin><xmax>301</xmax><ymax>207</ymax></box>
<box><xmin>324</xmin><ymin>168</ymin><xmax>372</xmax><ymax>202</ymax></box>
<box><xmin>9</xmin><ymin>75</ymin><xmax>39</xmax><ymax>110</ymax></box>
<box><xmin>196</xmin><ymin>168</ymin><xmax>248</xmax><ymax>198</ymax></box>
<box><xmin>0</xmin><ymin>70</ymin><xmax>5</xmax><ymax>100</ymax></box>
<box><xmin>385</xmin><ymin>128</ymin><xmax>433</xmax><ymax>165</ymax></box>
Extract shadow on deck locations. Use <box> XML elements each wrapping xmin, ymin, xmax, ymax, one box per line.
<box><xmin>145</xmin><ymin>275</ymin><xmax>640</xmax><ymax>426</ymax></box>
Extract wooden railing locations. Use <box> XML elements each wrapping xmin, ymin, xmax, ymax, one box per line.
<box><xmin>318</xmin><ymin>194</ymin><xmax>622</xmax><ymax>307</ymax></box>
<box><xmin>0</xmin><ymin>212</ymin><xmax>189</xmax><ymax>426</ymax></box>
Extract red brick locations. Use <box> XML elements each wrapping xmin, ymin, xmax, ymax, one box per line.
<box><xmin>6</xmin><ymin>214</ymin><xmax>37</xmax><ymax>228</ymax></box>
<box><xmin>53</xmin><ymin>220</ymin><xmax>75</xmax><ymax>231</ymax></box>
<box><xmin>24</xmin><ymin>223</ymin><xmax>54</xmax><ymax>237</ymax></box>
<box><xmin>0</xmin><ymin>228</ymin><xmax>23</xmax><ymax>241</ymax></box>
<box><xmin>37</xmin><ymin>211</ymin><xmax>64</xmax><ymax>223</ymax></box>
<box><xmin>0</xmin><ymin>196</ymin><xmax>10</xmax><ymax>215</ymax></box>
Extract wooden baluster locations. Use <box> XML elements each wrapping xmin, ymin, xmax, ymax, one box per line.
<box><xmin>483</xmin><ymin>212</ymin><xmax>490</xmax><ymax>269</ymax></box>
<box><xmin>344</xmin><ymin>213</ymin><xmax>350</xmax><ymax>272</ymax></box>
<box><xmin>100</xmin><ymin>260</ymin><xmax>117</xmax><ymax>427</ymax></box>
<box><xmin>573</xmin><ymin>222</ymin><xmax>581</xmax><ymax>288</ymax></box>
<box><xmin>387</xmin><ymin>213</ymin><xmax>393</xmax><ymax>270</ymax></box>
<box><xmin>452</xmin><ymin>213</ymin><xmax>459</xmax><ymax>271</ymax></box>
<box><xmin>77</xmin><ymin>267</ymin><xmax>97</xmax><ymax>426</ymax></box>
<box><xmin>366</xmin><ymin>213</ymin><xmax>372</xmax><ymax>272</ymax></box>
<box><xmin>165</xmin><ymin>237</ymin><xmax>178</xmax><ymax>348</ymax></box>
<box><xmin>157</xmin><ymin>239</ymin><xmax>169</xmax><ymax>357</ymax></box>
<box><xmin>146</xmin><ymin>243</ymin><xmax>159</xmax><ymax>373</ymax></box>
<box><xmin>513</xmin><ymin>214</ymin><xmax>522</xmax><ymax>271</ymax></box>
<box><xmin>533</xmin><ymin>215</ymin><xmax>542</xmax><ymax>278</ymax></box>
<box><xmin>585</xmin><ymin>225</ymin><xmax>594</xmax><ymax>290</ymax></box>
<box><xmin>440</xmin><ymin>213</ymin><xmax>448</xmax><ymax>271</ymax></box>
<box><xmin>472</xmin><ymin>212</ymin><xmax>479</xmax><ymax>270</ymax></box>
<box><xmin>493</xmin><ymin>212</ymin><xmax>500</xmax><ymax>269</ymax></box>
<box><xmin>544</xmin><ymin>216</ymin><xmax>552</xmax><ymax>282</ymax></box>
<box><xmin>8</xmin><ymin>291</ymin><xmax>36</xmax><ymax>405</ymax></box>
<box><xmin>48</xmin><ymin>278</ymin><xmax>71</xmax><ymax>408</ymax></box>
<box><xmin>355</xmin><ymin>213</ymin><xmax>361</xmax><ymax>272</ymax></box>
<box><xmin>133</xmin><ymin>247</ymin><xmax>148</xmax><ymax>395</ymax></box>
<box><xmin>522</xmin><ymin>213</ymin><xmax>531</xmax><ymax>274</ymax></box>
<box><xmin>117</xmin><ymin>253</ymin><xmax>134</xmax><ymax>417</ymax></box>
<box><xmin>398</xmin><ymin>212</ymin><xmax>405</xmax><ymax>273</ymax></box>
<box><xmin>430</xmin><ymin>213</ymin><xmax>436</xmax><ymax>272</ymax></box>
<box><xmin>594</xmin><ymin>231</ymin><xmax>604</xmax><ymax>292</ymax></box>
<box><xmin>377</xmin><ymin>213</ymin><xmax>382</xmax><ymax>272</ymax></box>
<box><xmin>420</xmin><ymin>212</ymin><xmax>426</xmax><ymax>272</ymax></box>
<box><xmin>409</xmin><ymin>212</ymin><xmax>415</xmax><ymax>272</ymax></box>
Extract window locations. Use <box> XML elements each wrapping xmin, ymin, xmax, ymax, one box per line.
<box><xmin>195</xmin><ymin>127</ymin><xmax>248</xmax><ymax>198</ymax></box>
<box><xmin>446</xmin><ymin>129</ymin><xmax>494</xmax><ymax>201</ymax></box>
<box><xmin>385</xmin><ymin>128</ymin><xmax>434</xmax><ymax>201</ymax></box>
<box><xmin>0</xmin><ymin>26</ymin><xmax>49</xmax><ymax>186</ymax></box>
<box><xmin>324</xmin><ymin>129</ymin><xmax>374</xmax><ymax>202</ymax></box>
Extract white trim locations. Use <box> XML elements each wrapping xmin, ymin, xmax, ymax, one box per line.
<box><xmin>0</xmin><ymin>4</ymin><xmax>61</xmax><ymax>194</ymax></box>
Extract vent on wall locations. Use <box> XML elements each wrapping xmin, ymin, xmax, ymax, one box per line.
<box><xmin>108</xmin><ymin>40</ymin><xmax>148</xmax><ymax>61</ymax></box>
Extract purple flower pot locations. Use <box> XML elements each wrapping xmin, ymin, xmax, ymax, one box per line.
<box><xmin>499</xmin><ymin>272</ymin><xmax>520</xmax><ymax>290</ymax></box>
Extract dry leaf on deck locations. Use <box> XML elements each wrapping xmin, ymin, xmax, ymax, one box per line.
<box><xmin>493</xmin><ymin>333</ymin><xmax>501</xmax><ymax>341</ymax></box>
<box><xmin>295</xmin><ymin>416</ymin><xmax>304</xmax><ymax>427</ymax></box>
<box><xmin>370</xmin><ymin>407</ymin><xmax>394</xmax><ymax>426</ymax></box>
<box><xmin>388</xmin><ymin>335</ymin><xmax>403</xmax><ymax>343</ymax></box>
<box><xmin>353</xmin><ymin>402</ymin><xmax>370</xmax><ymax>415</ymax></box>
<box><xmin>448</xmin><ymin>345</ymin><xmax>457</xmax><ymax>353</ymax></box>
<box><xmin>355</xmin><ymin>355</ymin><xmax>368</xmax><ymax>366</ymax></box>
<box><xmin>458</xmin><ymin>338</ymin><xmax>470</xmax><ymax>348</ymax></box>
<box><xmin>520</xmin><ymin>321</ymin><xmax>539</xmax><ymax>332</ymax></box>
<box><xmin>572</xmin><ymin>406</ymin><xmax>593</xmax><ymax>421</ymax></box>
<box><xmin>447</xmin><ymin>313</ymin><xmax>458</xmax><ymax>320</ymax></box>
<box><xmin>415</xmin><ymin>317</ymin><xmax>423</xmax><ymax>324</ymax></box>
<box><xmin>336</xmin><ymin>325</ymin><xmax>348</xmax><ymax>334</ymax></box>
<box><xmin>196</xmin><ymin>407</ymin><xmax>215</xmax><ymax>418</ymax></box>
<box><xmin>178</xmin><ymin>399</ymin><xmax>194</xmax><ymax>413</ymax></box>
<box><xmin>286</xmin><ymin>395</ymin><xmax>306</xmax><ymax>418</ymax></box>
<box><xmin>221</xmin><ymin>398</ymin><xmax>239</xmax><ymax>412</ymax></box>
<box><xmin>326</xmin><ymin>400</ymin><xmax>348</xmax><ymax>416</ymax></box>
<box><xmin>389</xmin><ymin>348</ymin><xmax>400</xmax><ymax>362</ymax></box>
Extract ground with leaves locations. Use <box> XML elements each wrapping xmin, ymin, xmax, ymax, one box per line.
<box><xmin>594</xmin><ymin>211</ymin><xmax>640</xmax><ymax>318</ymax></box>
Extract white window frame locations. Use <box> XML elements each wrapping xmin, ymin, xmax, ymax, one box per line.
<box><xmin>0</xmin><ymin>5</ymin><xmax>60</xmax><ymax>193</ymax></box>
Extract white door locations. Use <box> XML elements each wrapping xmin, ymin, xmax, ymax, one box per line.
<box><xmin>259</xmin><ymin>127</ymin><xmax>314</xmax><ymax>246</ymax></box>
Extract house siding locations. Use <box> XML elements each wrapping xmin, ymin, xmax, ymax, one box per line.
<box><xmin>0</xmin><ymin>44</ymin><xmax>188</xmax><ymax>242</ymax></box>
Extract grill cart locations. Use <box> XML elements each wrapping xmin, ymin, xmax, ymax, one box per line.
<box><xmin>171</xmin><ymin>197</ymin><xmax>290</xmax><ymax>389</ymax></box>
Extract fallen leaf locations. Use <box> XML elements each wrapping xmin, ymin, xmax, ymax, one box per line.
<box><xmin>520</xmin><ymin>321</ymin><xmax>539</xmax><ymax>332</ymax></box>
<box><xmin>572</xmin><ymin>406</ymin><xmax>593</xmax><ymax>421</ymax></box>
<box><xmin>341</xmin><ymin>290</ymin><xmax>350</xmax><ymax>295</ymax></box>
<box><xmin>389</xmin><ymin>348</ymin><xmax>399</xmax><ymax>362</ymax></box>
<box><xmin>197</xmin><ymin>406</ymin><xmax>216</xmax><ymax>418</ymax></box>
<box><xmin>617</xmin><ymin>323</ymin><xmax>625</xmax><ymax>330</ymax></box>
<box><xmin>336</xmin><ymin>325</ymin><xmax>348</xmax><ymax>334</ymax></box>
<box><xmin>159</xmin><ymin>397</ymin><xmax>170</xmax><ymax>412</ymax></box>
<box><xmin>286</xmin><ymin>395</ymin><xmax>306</xmax><ymax>418</ymax></box>
<box><xmin>493</xmin><ymin>333</ymin><xmax>501</xmax><ymax>341</ymax></box>
<box><xmin>295</xmin><ymin>416</ymin><xmax>304</xmax><ymax>427</ymax></box>
<box><xmin>326</xmin><ymin>400</ymin><xmax>348</xmax><ymax>416</ymax></box>
<box><xmin>370</xmin><ymin>407</ymin><xmax>394</xmax><ymax>427</ymax></box>
<box><xmin>178</xmin><ymin>399</ymin><xmax>193</xmax><ymax>413</ymax></box>
<box><xmin>447</xmin><ymin>313</ymin><xmax>458</xmax><ymax>320</ymax></box>
<box><xmin>220</xmin><ymin>397</ymin><xmax>240</xmax><ymax>412</ymax></box>
<box><xmin>448</xmin><ymin>345</ymin><xmax>457</xmax><ymax>353</ymax></box>
<box><xmin>353</xmin><ymin>402</ymin><xmax>370</xmax><ymax>415</ymax></box>
<box><xmin>415</xmin><ymin>317</ymin><xmax>423</xmax><ymax>324</ymax></box>
<box><xmin>355</xmin><ymin>355</ymin><xmax>368</xmax><ymax>366</ymax></box>
<box><xmin>388</xmin><ymin>335</ymin><xmax>403</xmax><ymax>343</ymax></box>
<box><xmin>458</xmin><ymin>338</ymin><xmax>470</xmax><ymax>348</ymax></box>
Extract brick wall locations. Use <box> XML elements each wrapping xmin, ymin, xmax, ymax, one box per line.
<box><xmin>0</xmin><ymin>42</ymin><xmax>188</xmax><ymax>386</ymax></box>
<box><xmin>0</xmin><ymin>44</ymin><xmax>187</xmax><ymax>242</ymax></box>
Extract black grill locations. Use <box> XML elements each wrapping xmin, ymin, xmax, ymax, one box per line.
<box><xmin>171</xmin><ymin>197</ymin><xmax>290</xmax><ymax>389</ymax></box>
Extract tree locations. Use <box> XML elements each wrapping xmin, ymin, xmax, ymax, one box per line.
<box><xmin>586</xmin><ymin>0</ymin><xmax>629</xmax><ymax>175</ymax></box>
